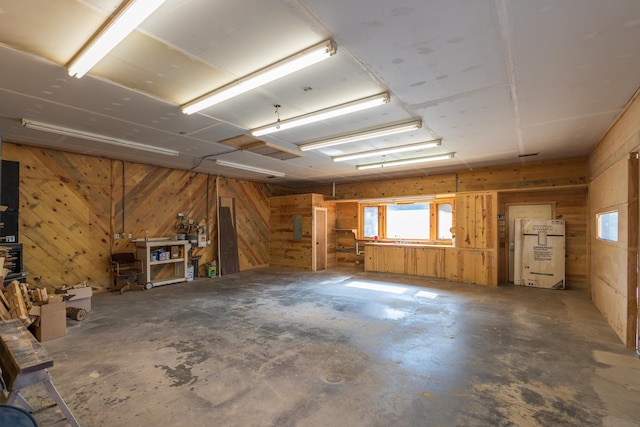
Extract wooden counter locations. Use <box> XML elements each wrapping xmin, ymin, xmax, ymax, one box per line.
<box><xmin>364</xmin><ymin>242</ymin><xmax>497</xmax><ymax>285</ymax></box>
<box><xmin>364</xmin><ymin>243</ymin><xmax>449</xmax><ymax>278</ymax></box>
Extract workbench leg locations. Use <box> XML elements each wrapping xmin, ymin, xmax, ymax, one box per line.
<box><xmin>14</xmin><ymin>392</ymin><xmax>35</xmax><ymax>412</ymax></box>
<box><xmin>41</xmin><ymin>374</ymin><xmax>81</xmax><ymax>427</ymax></box>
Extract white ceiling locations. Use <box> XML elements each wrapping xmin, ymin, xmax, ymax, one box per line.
<box><xmin>0</xmin><ymin>0</ymin><xmax>639</xmax><ymax>186</ymax></box>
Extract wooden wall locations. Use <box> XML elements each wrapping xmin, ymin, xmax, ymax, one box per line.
<box><xmin>457</xmin><ymin>158</ymin><xmax>588</xmax><ymax>191</ymax></box>
<box><xmin>217</xmin><ymin>177</ymin><xmax>270</xmax><ymax>271</ymax></box>
<box><xmin>587</xmin><ymin>89</ymin><xmax>640</xmax><ymax>348</ymax></box>
<box><xmin>269</xmin><ymin>193</ymin><xmax>336</xmax><ymax>270</ymax></box>
<box><xmin>498</xmin><ymin>188</ymin><xmax>588</xmax><ymax>288</ymax></box>
<box><xmin>334</xmin><ymin>202</ymin><xmax>363</xmax><ymax>268</ymax></box>
<box><xmin>271</xmin><ymin>158</ymin><xmax>587</xmax><ymax>197</ymax></box>
<box><xmin>4</xmin><ymin>143</ymin><xmax>270</xmax><ymax>291</ymax></box>
<box><xmin>446</xmin><ymin>192</ymin><xmax>498</xmax><ymax>285</ymax></box>
<box><xmin>269</xmin><ymin>194</ymin><xmax>315</xmax><ymax>270</ymax></box>
<box><xmin>13</xmin><ymin>146</ymin><xmax>112</xmax><ymax>289</ymax></box>
<box><xmin>272</xmin><ymin>160</ymin><xmax>587</xmax><ymax>286</ymax></box>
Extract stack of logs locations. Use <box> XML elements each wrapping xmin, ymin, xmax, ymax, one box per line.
<box><xmin>0</xmin><ymin>279</ymin><xmax>70</xmax><ymax>325</ymax></box>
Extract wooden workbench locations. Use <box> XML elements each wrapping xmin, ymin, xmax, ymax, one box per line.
<box><xmin>0</xmin><ymin>319</ymin><xmax>80</xmax><ymax>426</ymax></box>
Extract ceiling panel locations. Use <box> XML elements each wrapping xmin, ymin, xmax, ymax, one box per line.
<box><xmin>0</xmin><ymin>0</ymin><xmax>639</xmax><ymax>185</ymax></box>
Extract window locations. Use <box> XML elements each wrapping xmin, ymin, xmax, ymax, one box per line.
<box><xmin>596</xmin><ymin>211</ymin><xmax>618</xmax><ymax>242</ymax></box>
<box><xmin>363</xmin><ymin>206</ymin><xmax>379</xmax><ymax>238</ymax></box>
<box><xmin>359</xmin><ymin>197</ymin><xmax>455</xmax><ymax>242</ymax></box>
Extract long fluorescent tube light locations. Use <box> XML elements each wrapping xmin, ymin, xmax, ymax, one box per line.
<box><xmin>214</xmin><ymin>159</ymin><xmax>285</xmax><ymax>177</ymax></box>
<box><xmin>67</xmin><ymin>0</ymin><xmax>166</xmax><ymax>78</ymax></box>
<box><xmin>332</xmin><ymin>139</ymin><xmax>441</xmax><ymax>162</ymax></box>
<box><xmin>251</xmin><ymin>93</ymin><xmax>390</xmax><ymax>137</ymax></box>
<box><xmin>299</xmin><ymin>120</ymin><xmax>422</xmax><ymax>151</ymax></box>
<box><xmin>356</xmin><ymin>153</ymin><xmax>454</xmax><ymax>170</ymax></box>
<box><xmin>183</xmin><ymin>40</ymin><xmax>337</xmax><ymax>115</ymax></box>
<box><xmin>22</xmin><ymin>119</ymin><xmax>179</xmax><ymax>156</ymax></box>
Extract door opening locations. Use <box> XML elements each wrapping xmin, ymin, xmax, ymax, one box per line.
<box><xmin>507</xmin><ymin>204</ymin><xmax>554</xmax><ymax>282</ymax></box>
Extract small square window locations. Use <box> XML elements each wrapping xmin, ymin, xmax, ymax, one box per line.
<box><xmin>597</xmin><ymin>211</ymin><xmax>618</xmax><ymax>242</ymax></box>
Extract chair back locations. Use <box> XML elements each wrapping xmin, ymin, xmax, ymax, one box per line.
<box><xmin>111</xmin><ymin>252</ymin><xmax>136</xmax><ymax>265</ymax></box>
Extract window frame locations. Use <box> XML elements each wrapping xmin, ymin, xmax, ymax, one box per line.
<box><xmin>357</xmin><ymin>197</ymin><xmax>455</xmax><ymax>243</ymax></box>
<box><xmin>596</xmin><ymin>210</ymin><xmax>619</xmax><ymax>242</ymax></box>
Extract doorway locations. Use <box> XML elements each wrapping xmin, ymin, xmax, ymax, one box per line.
<box><xmin>313</xmin><ymin>208</ymin><xmax>327</xmax><ymax>271</ymax></box>
<box><xmin>507</xmin><ymin>204</ymin><xmax>554</xmax><ymax>282</ymax></box>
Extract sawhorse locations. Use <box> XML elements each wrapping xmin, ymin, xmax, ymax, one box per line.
<box><xmin>0</xmin><ymin>319</ymin><xmax>80</xmax><ymax>427</ymax></box>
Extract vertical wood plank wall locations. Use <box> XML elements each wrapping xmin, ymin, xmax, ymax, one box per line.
<box><xmin>4</xmin><ymin>143</ymin><xmax>269</xmax><ymax>291</ymax></box>
<box><xmin>588</xmin><ymin>90</ymin><xmax>640</xmax><ymax>347</ymax></box>
<box><xmin>498</xmin><ymin>189</ymin><xmax>588</xmax><ymax>287</ymax></box>
<box><xmin>446</xmin><ymin>192</ymin><xmax>498</xmax><ymax>285</ymax></box>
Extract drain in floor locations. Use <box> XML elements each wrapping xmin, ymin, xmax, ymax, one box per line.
<box><xmin>324</xmin><ymin>372</ymin><xmax>344</xmax><ymax>384</ymax></box>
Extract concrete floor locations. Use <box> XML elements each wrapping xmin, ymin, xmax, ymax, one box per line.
<box><xmin>20</xmin><ymin>268</ymin><xmax>640</xmax><ymax>427</ymax></box>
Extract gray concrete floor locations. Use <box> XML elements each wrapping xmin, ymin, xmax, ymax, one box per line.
<box><xmin>20</xmin><ymin>268</ymin><xmax>640</xmax><ymax>426</ymax></box>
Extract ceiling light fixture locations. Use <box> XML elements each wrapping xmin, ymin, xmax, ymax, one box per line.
<box><xmin>67</xmin><ymin>0</ymin><xmax>166</xmax><ymax>78</ymax></box>
<box><xmin>298</xmin><ymin>120</ymin><xmax>422</xmax><ymax>151</ymax></box>
<box><xmin>356</xmin><ymin>153</ymin><xmax>455</xmax><ymax>170</ymax></box>
<box><xmin>251</xmin><ymin>93</ymin><xmax>390</xmax><ymax>137</ymax></box>
<box><xmin>182</xmin><ymin>40</ymin><xmax>337</xmax><ymax>114</ymax></box>
<box><xmin>274</xmin><ymin>104</ymin><xmax>282</xmax><ymax>129</ymax></box>
<box><xmin>332</xmin><ymin>139</ymin><xmax>442</xmax><ymax>162</ymax></box>
<box><xmin>214</xmin><ymin>159</ymin><xmax>285</xmax><ymax>177</ymax></box>
<box><xmin>21</xmin><ymin>119</ymin><xmax>179</xmax><ymax>156</ymax></box>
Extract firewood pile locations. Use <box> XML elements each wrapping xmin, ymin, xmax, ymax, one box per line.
<box><xmin>0</xmin><ymin>279</ymin><xmax>68</xmax><ymax>327</ymax></box>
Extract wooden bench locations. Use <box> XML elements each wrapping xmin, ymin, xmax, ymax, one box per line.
<box><xmin>0</xmin><ymin>319</ymin><xmax>80</xmax><ymax>427</ymax></box>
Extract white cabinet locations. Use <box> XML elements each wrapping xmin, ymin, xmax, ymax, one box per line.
<box><xmin>134</xmin><ymin>239</ymin><xmax>191</xmax><ymax>289</ymax></box>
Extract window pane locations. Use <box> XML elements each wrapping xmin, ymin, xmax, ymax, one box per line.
<box><xmin>386</xmin><ymin>203</ymin><xmax>430</xmax><ymax>239</ymax></box>
<box><xmin>363</xmin><ymin>206</ymin><xmax>379</xmax><ymax>237</ymax></box>
<box><xmin>437</xmin><ymin>203</ymin><xmax>453</xmax><ymax>239</ymax></box>
<box><xmin>597</xmin><ymin>211</ymin><xmax>618</xmax><ymax>242</ymax></box>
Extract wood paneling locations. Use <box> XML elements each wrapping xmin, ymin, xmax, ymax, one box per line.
<box><xmin>272</xmin><ymin>159</ymin><xmax>588</xmax><ymax>197</ymax></box>
<box><xmin>269</xmin><ymin>194</ymin><xmax>314</xmax><ymax>270</ymax></box>
<box><xmin>589</xmin><ymin>89</ymin><xmax>640</xmax><ymax>178</ymax></box>
<box><xmin>363</xmin><ymin>244</ymin><xmax>495</xmax><ymax>285</ymax></box>
<box><xmin>457</xmin><ymin>158</ymin><xmax>588</xmax><ymax>192</ymax></box>
<box><xmin>334</xmin><ymin>202</ymin><xmax>361</xmax><ymax>267</ymax></box>
<box><xmin>8</xmin><ymin>145</ymin><xmax>112</xmax><ymax>289</ymax></box>
<box><xmin>588</xmin><ymin>90</ymin><xmax>640</xmax><ymax>349</ymax></box>
<box><xmin>272</xmin><ymin>173</ymin><xmax>457</xmax><ymax>199</ymax></box>
<box><xmin>4</xmin><ymin>143</ymin><xmax>269</xmax><ymax>291</ymax></box>
<box><xmin>456</xmin><ymin>192</ymin><xmax>496</xmax><ymax>250</ymax></box>
<box><xmin>498</xmin><ymin>189</ymin><xmax>588</xmax><ymax>287</ymax></box>
<box><xmin>217</xmin><ymin>177</ymin><xmax>270</xmax><ymax>271</ymax></box>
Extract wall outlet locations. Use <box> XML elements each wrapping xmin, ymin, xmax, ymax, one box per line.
<box><xmin>128</xmin><ymin>233</ymin><xmax>132</xmax><ymax>238</ymax></box>
<box><xmin>114</xmin><ymin>233</ymin><xmax>120</xmax><ymax>239</ymax></box>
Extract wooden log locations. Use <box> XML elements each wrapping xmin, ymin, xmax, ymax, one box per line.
<box><xmin>0</xmin><ymin>299</ymin><xmax>11</xmax><ymax>321</ymax></box>
<box><xmin>66</xmin><ymin>307</ymin><xmax>87</xmax><ymax>321</ymax></box>
<box><xmin>6</xmin><ymin>280</ymin><xmax>28</xmax><ymax>319</ymax></box>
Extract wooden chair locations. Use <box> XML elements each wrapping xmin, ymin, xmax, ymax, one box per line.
<box><xmin>110</xmin><ymin>253</ymin><xmax>144</xmax><ymax>294</ymax></box>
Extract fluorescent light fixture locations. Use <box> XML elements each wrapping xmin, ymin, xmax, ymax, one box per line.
<box><xmin>298</xmin><ymin>120</ymin><xmax>422</xmax><ymax>151</ymax></box>
<box><xmin>183</xmin><ymin>40</ymin><xmax>337</xmax><ymax>114</ymax></box>
<box><xmin>67</xmin><ymin>0</ymin><xmax>166</xmax><ymax>78</ymax></box>
<box><xmin>214</xmin><ymin>159</ymin><xmax>285</xmax><ymax>177</ymax></box>
<box><xmin>251</xmin><ymin>93</ymin><xmax>390</xmax><ymax>137</ymax></box>
<box><xmin>332</xmin><ymin>139</ymin><xmax>441</xmax><ymax>162</ymax></box>
<box><xmin>356</xmin><ymin>153</ymin><xmax>454</xmax><ymax>170</ymax></box>
<box><xmin>21</xmin><ymin>119</ymin><xmax>179</xmax><ymax>156</ymax></box>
